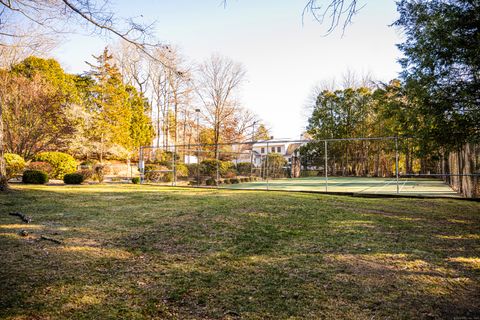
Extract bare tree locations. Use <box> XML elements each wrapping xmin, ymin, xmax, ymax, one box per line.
<box><xmin>222</xmin><ymin>0</ymin><xmax>361</xmax><ymax>34</ymax></box>
<box><xmin>302</xmin><ymin>0</ymin><xmax>361</xmax><ymax>34</ymax></box>
<box><xmin>0</xmin><ymin>26</ymin><xmax>57</xmax><ymax>68</ymax></box>
<box><xmin>146</xmin><ymin>46</ymin><xmax>196</xmax><ymax>154</ymax></box>
<box><xmin>196</xmin><ymin>54</ymin><xmax>246</xmax><ymax>159</ymax></box>
<box><xmin>0</xmin><ymin>0</ymin><xmax>161</xmax><ymax>59</ymax></box>
<box><xmin>114</xmin><ymin>41</ymin><xmax>151</xmax><ymax>95</ymax></box>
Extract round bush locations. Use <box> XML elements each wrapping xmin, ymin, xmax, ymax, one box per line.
<box><xmin>63</xmin><ymin>173</ymin><xmax>84</xmax><ymax>184</ymax></box>
<box><xmin>175</xmin><ymin>163</ymin><xmax>189</xmax><ymax>177</ymax></box>
<box><xmin>206</xmin><ymin>178</ymin><xmax>217</xmax><ymax>186</ymax></box>
<box><xmin>223</xmin><ymin>179</ymin><xmax>231</xmax><ymax>184</ymax></box>
<box><xmin>4</xmin><ymin>153</ymin><xmax>25</xmax><ymax>180</ymax></box>
<box><xmin>236</xmin><ymin>162</ymin><xmax>253</xmax><ymax>176</ymax></box>
<box><xmin>33</xmin><ymin>152</ymin><xmax>77</xmax><ymax>179</ymax></box>
<box><xmin>22</xmin><ymin>170</ymin><xmax>49</xmax><ymax>184</ymax></box>
<box><xmin>132</xmin><ymin>177</ymin><xmax>140</xmax><ymax>184</ymax></box>
<box><xmin>230</xmin><ymin>178</ymin><xmax>240</xmax><ymax>184</ymax></box>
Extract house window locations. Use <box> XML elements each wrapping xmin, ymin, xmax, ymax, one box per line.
<box><xmin>271</xmin><ymin>147</ymin><xmax>275</xmax><ymax>153</ymax></box>
<box><xmin>261</xmin><ymin>147</ymin><xmax>265</xmax><ymax>154</ymax></box>
<box><xmin>277</xmin><ymin>146</ymin><xmax>281</xmax><ymax>153</ymax></box>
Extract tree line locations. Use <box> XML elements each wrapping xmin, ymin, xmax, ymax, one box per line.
<box><xmin>0</xmin><ymin>45</ymin><xmax>267</xmax><ymax>162</ymax></box>
<box><xmin>302</xmin><ymin>0</ymin><xmax>479</xmax><ymax>197</ymax></box>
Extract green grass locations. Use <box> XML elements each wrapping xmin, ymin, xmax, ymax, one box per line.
<box><xmin>1</xmin><ymin>184</ymin><xmax>479</xmax><ymax>319</ymax></box>
<box><xmin>221</xmin><ymin>176</ymin><xmax>459</xmax><ymax>197</ymax></box>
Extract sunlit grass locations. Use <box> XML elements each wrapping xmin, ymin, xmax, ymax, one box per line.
<box><xmin>0</xmin><ymin>184</ymin><xmax>479</xmax><ymax>319</ymax></box>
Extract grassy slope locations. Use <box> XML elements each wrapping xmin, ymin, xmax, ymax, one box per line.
<box><xmin>0</xmin><ymin>184</ymin><xmax>479</xmax><ymax>319</ymax></box>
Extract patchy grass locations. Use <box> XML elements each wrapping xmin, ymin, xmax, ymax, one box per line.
<box><xmin>1</xmin><ymin>184</ymin><xmax>479</xmax><ymax>319</ymax></box>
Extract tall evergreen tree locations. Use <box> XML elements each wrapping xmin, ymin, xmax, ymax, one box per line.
<box><xmin>88</xmin><ymin>48</ymin><xmax>133</xmax><ymax>162</ymax></box>
<box><xmin>395</xmin><ymin>0</ymin><xmax>480</xmax><ymax>148</ymax></box>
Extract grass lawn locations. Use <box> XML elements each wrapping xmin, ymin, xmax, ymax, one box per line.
<box><xmin>1</xmin><ymin>184</ymin><xmax>479</xmax><ymax>319</ymax></box>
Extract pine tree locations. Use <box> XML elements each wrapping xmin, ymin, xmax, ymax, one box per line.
<box><xmin>88</xmin><ymin>47</ymin><xmax>132</xmax><ymax>162</ymax></box>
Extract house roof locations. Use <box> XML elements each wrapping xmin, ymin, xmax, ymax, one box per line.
<box><xmin>286</xmin><ymin>143</ymin><xmax>303</xmax><ymax>156</ymax></box>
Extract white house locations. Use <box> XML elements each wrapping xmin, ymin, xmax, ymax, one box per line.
<box><xmin>249</xmin><ymin>139</ymin><xmax>305</xmax><ymax>166</ymax></box>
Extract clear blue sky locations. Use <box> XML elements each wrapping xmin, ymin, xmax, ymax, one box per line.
<box><xmin>54</xmin><ymin>0</ymin><xmax>402</xmax><ymax>138</ymax></box>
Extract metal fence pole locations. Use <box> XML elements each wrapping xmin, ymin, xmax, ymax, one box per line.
<box><xmin>216</xmin><ymin>156</ymin><xmax>220</xmax><ymax>182</ymax></box>
<box><xmin>250</xmin><ymin>122</ymin><xmax>256</xmax><ymax>178</ymax></box>
<box><xmin>266</xmin><ymin>141</ymin><xmax>269</xmax><ymax>191</ymax></box>
<box><xmin>325</xmin><ymin>140</ymin><xmax>328</xmax><ymax>192</ymax></box>
<box><xmin>196</xmin><ymin>149</ymin><xmax>200</xmax><ymax>187</ymax></box>
<box><xmin>171</xmin><ymin>146</ymin><xmax>175</xmax><ymax>187</ymax></box>
<box><xmin>395</xmin><ymin>137</ymin><xmax>399</xmax><ymax>194</ymax></box>
<box><xmin>139</xmin><ymin>146</ymin><xmax>144</xmax><ymax>184</ymax></box>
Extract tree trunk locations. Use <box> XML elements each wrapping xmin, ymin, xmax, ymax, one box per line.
<box><xmin>0</xmin><ymin>103</ymin><xmax>9</xmax><ymax>191</ymax></box>
<box><xmin>100</xmin><ymin>132</ymin><xmax>104</xmax><ymax>163</ymax></box>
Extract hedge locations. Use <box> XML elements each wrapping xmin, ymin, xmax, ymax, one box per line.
<box><xmin>132</xmin><ymin>177</ymin><xmax>140</xmax><ymax>184</ymax></box>
<box><xmin>63</xmin><ymin>173</ymin><xmax>84</xmax><ymax>184</ymax></box>
<box><xmin>33</xmin><ymin>152</ymin><xmax>77</xmax><ymax>179</ymax></box>
<box><xmin>22</xmin><ymin>170</ymin><xmax>49</xmax><ymax>184</ymax></box>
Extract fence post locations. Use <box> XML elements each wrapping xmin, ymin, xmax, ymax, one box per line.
<box><xmin>395</xmin><ymin>137</ymin><xmax>399</xmax><ymax>194</ymax></box>
<box><xmin>139</xmin><ymin>146</ymin><xmax>144</xmax><ymax>184</ymax></box>
<box><xmin>266</xmin><ymin>141</ymin><xmax>269</xmax><ymax>191</ymax></box>
<box><xmin>171</xmin><ymin>145</ymin><xmax>175</xmax><ymax>187</ymax></box>
<box><xmin>325</xmin><ymin>140</ymin><xmax>328</xmax><ymax>192</ymax></box>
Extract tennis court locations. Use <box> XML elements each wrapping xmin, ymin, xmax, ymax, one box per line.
<box><xmin>220</xmin><ymin>176</ymin><xmax>460</xmax><ymax>197</ymax></box>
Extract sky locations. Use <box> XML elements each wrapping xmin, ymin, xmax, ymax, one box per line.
<box><xmin>53</xmin><ymin>0</ymin><xmax>403</xmax><ymax>139</ymax></box>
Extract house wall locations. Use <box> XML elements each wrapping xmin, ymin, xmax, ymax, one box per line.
<box><xmin>253</xmin><ymin>144</ymin><xmax>286</xmax><ymax>155</ymax></box>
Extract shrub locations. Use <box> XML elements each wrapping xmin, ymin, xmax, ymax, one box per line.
<box><xmin>223</xmin><ymin>179</ymin><xmax>231</xmax><ymax>184</ymax></box>
<box><xmin>162</xmin><ymin>172</ymin><xmax>174</xmax><ymax>183</ymax></box>
<box><xmin>186</xmin><ymin>164</ymin><xmax>200</xmax><ymax>178</ymax></box>
<box><xmin>262</xmin><ymin>153</ymin><xmax>287</xmax><ymax>179</ymax></box>
<box><xmin>200</xmin><ymin>159</ymin><xmax>221</xmax><ymax>177</ymax></box>
<box><xmin>200</xmin><ymin>159</ymin><xmax>236</xmax><ymax>178</ymax></box>
<box><xmin>206</xmin><ymin>178</ymin><xmax>217</xmax><ymax>186</ymax></box>
<box><xmin>4</xmin><ymin>153</ymin><xmax>25</xmax><ymax>180</ymax></box>
<box><xmin>189</xmin><ymin>177</ymin><xmax>204</xmax><ymax>186</ymax></box>
<box><xmin>175</xmin><ymin>163</ymin><xmax>189</xmax><ymax>177</ymax></box>
<box><xmin>230</xmin><ymin>178</ymin><xmax>240</xmax><ymax>184</ymax></box>
<box><xmin>220</xmin><ymin>161</ymin><xmax>236</xmax><ymax>177</ymax></box>
<box><xmin>93</xmin><ymin>164</ymin><xmax>106</xmax><ymax>182</ymax></box>
<box><xmin>223</xmin><ymin>170</ymin><xmax>237</xmax><ymax>179</ymax></box>
<box><xmin>78</xmin><ymin>169</ymin><xmax>94</xmax><ymax>181</ymax></box>
<box><xmin>144</xmin><ymin>164</ymin><xmax>169</xmax><ymax>182</ymax></box>
<box><xmin>132</xmin><ymin>177</ymin><xmax>140</xmax><ymax>184</ymax></box>
<box><xmin>33</xmin><ymin>152</ymin><xmax>77</xmax><ymax>179</ymax></box>
<box><xmin>28</xmin><ymin>161</ymin><xmax>53</xmax><ymax>175</ymax></box>
<box><xmin>22</xmin><ymin>170</ymin><xmax>49</xmax><ymax>184</ymax></box>
<box><xmin>236</xmin><ymin>162</ymin><xmax>253</xmax><ymax>176</ymax></box>
<box><xmin>63</xmin><ymin>173</ymin><xmax>84</xmax><ymax>184</ymax></box>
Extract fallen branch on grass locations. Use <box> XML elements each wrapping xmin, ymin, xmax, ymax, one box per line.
<box><xmin>9</xmin><ymin>212</ymin><xmax>32</xmax><ymax>223</ymax></box>
<box><xmin>39</xmin><ymin>236</ymin><xmax>62</xmax><ymax>244</ymax></box>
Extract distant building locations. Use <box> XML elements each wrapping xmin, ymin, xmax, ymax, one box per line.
<box><xmin>248</xmin><ymin>138</ymin><xmax>305</xmax><ymax>166</ymax></box>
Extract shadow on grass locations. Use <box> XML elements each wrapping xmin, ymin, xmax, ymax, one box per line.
<box><xmin>0</xmin><ymin>185</ymin><xmax>479</xmax><ymax>319</ymax></box>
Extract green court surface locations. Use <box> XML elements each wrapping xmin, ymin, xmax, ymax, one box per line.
<box><xmin>220</xmin><ymin>176</ymin><xmax>460</xmax><ymax>197</ymax></box>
